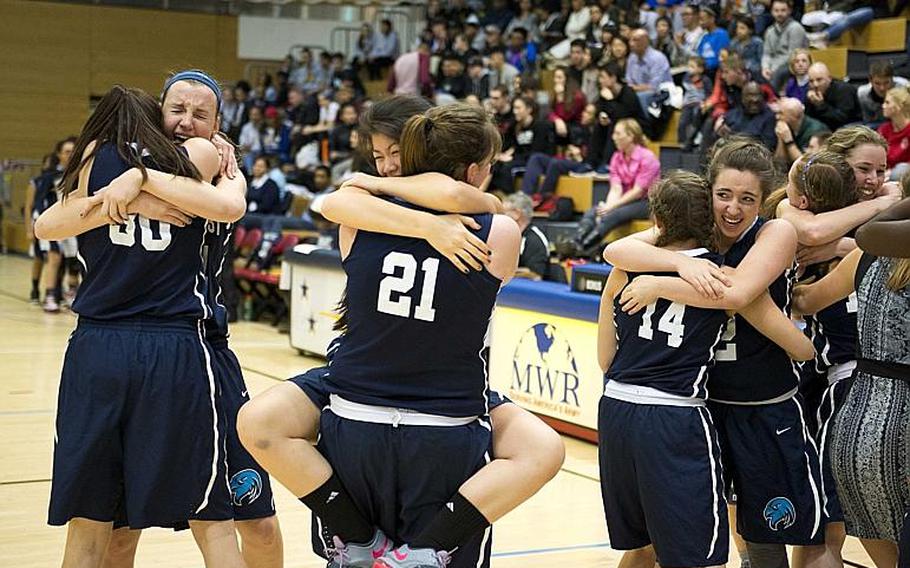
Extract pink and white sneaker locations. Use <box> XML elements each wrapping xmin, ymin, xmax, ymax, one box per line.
<box><xmin>327</xmin><ymin>529</ymin><xmax>394</xmax><ymax>568</ymax></box>
<box><xmin>372</xmin><ymin>544</ymin><xmax>452</xmax><ymax>568</ymax></box>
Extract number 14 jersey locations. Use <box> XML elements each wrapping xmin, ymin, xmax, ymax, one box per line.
<box><xmin>327</xmin><ymin>211</ymin><xmax>502</xmax><ymax>417</ymax></box>
<box><xmin>72</xmin><ymin>142</ymin><xmax>211</xmax><ymax>321</ymax></box>
<box><xmin>606</xmin><ymin>249</ymin><xmax>728</xmax><ymax>400</ymax></box>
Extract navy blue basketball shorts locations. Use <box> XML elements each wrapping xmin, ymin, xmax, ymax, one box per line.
<box><xmin>814</xmin><ymin>377</ymin><xmax>852</xmax><ymax>524</ymax></box>
<box><xmin>289</xmin><ymin>366</ymin><xmax>332</xmax><ymax>409</ymax></box>
<box><xmin>708</xmin><ymin>396</ymin><xmax>825</xmax><ymax>545</ymax></box>
<box><xmin>312</xmin><ymin>408</ymin><xmax>494</xmax><ymax>568</ymax></box>
<box><xmin>210</xmin><ymin>338</ymin><xmax>276</xmax><ymax>521</ymax></box>
<box><xmin>798</xmin><ymin>365</ymin><xmax>829</xmax><ymax>437</ymax></box>
<box><xmin>48</xmin><ymin>318</ymin><xmax>232</xmax><ymax>529</ymax></box>
<box><xmin>598</xmin><ymin>397</ymin><xmax>729</xmax><ymax>568</ymax></box>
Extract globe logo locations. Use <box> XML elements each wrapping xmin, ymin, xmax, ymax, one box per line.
<box><xmin>510</xmin><ymin>323</ymin><xmax>581</xmax><ymax>407</ymax></box>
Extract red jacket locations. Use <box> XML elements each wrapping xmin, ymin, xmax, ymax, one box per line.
<box><xmin>879</xmin><ymin>120</ymin><xmax>910</xmax><ymax>169</ymax></box>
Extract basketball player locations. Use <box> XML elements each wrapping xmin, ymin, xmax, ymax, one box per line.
<box><xmin>237</xmin><ymin>97</ymin><xmax>564</xmax><ymax>567</ymax></box>
<box><xmin>36</xmin><ymin>85</ymin><xmax>250</xmax><ymax>568</ymax></box>
<box><xmin>599</xmin><ymin>170</ymin><xmax>814</xmax><ymax>568</ymax></box>
<box><xmin>26</xmin><ymin>137</ymin><xmax>77</xmax><ymax>312</ymax></box>
<box><xmin>604</xmin><ymin>139</ymin><xmax>829</xmax><ymax>568</ymax></box>
<box><xmin>770</xmin><ymin>129</ymin><xmax>899</xmax><ymax>568</ymax></box>
<box><xmin>37</xmin><ymin>71</ymin><xmax>283</xmax><ymax>568</ymax></box>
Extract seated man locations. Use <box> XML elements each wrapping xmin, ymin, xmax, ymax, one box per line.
<box><xmin>857</xmin><ymin>61</ymin><xmax>910</xmax><ymax>126</ymax></box>
<box><xmin>773</xmin><ymin>97</ymin><xmax>828</xmax><ymax>165</ymax></box>
<box><xmin>714</xmin><ymin>81</ymin><xmax>777</xmax><ymax>151</ymax></box>
<box><xmin>806</xmin><ymin>62</ymin><xmax>860</xmax><ymax>131</ymax></box>
<box><xmin>503</xmin><ymin>193</ymin><xmax>550</xmax><ymax>280</ymax></box>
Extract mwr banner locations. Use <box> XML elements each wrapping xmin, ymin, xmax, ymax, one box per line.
<box><xmin>489</xmin><ymin>306</ymin><xmax>602</xmax><ymax>431</ymax></box>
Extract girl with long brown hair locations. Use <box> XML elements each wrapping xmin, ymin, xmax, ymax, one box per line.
<box><xmin>34</xmin><ymin>84</ymin><xmax>253</xmax><ymax>568</ymax></box>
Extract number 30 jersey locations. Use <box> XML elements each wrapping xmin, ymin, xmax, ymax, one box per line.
<box><xmin>606</xmin><ymin>249</ymin><xmax>728</xmax><ymax>400</ymax></box>
<box><xmin>72</xmin><ymin>142</ymin><xmax>211</xmax><ymax>321</ymax></box>
<box><xmin>327</xmin><ymin>211</ymin><xmax>502</xmax><ymax>417</ymax></box>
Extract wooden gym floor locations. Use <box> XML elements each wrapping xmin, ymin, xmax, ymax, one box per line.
<box><xmin>0</xmin><ymin>254</ymin><xmax>876</xmax><ymax>567</ymax></box>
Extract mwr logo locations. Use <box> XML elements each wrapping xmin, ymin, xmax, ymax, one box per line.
<box><xmin>763</xmin><ymin>497</ymin><xmax>796</xmax><ymax>531</ymax></box>
<box><xmin>230</xmin><ymin>469</ymin><xmax>263</xmax><ymax>507</ymax></box>
<box><xmin>511</xmin><ymin>323</ymin><xmax>580</xmax><ymax>406</ymax></box>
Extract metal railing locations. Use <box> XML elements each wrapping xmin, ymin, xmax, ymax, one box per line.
<box><xmin>330</xmin><ymin>26</ymin><xmax>364</xmax><ymax>57</ymax></box>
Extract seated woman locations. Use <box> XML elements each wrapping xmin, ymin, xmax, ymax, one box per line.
<box><xmin>246</xmin><ymin>156</ymin><xmax>282</xmax><ymax>215</ymax></box>
<box><xmin>567</xmin><ymin>118</ymin><xmax>659</xmax><ymax>257</ymax></box>
<box><xmin>781</xmin><ymin>49</ymin><xmax>812</xmax><ymax>103</ymax></box>
<box><xmin>490</xmin><ymin>95</ymin><xmax>554</xmax><ymax>194</ymax></box>
<box><xmin>878</xmin><ymin>86</ymin><xmax>910</xmax><ymax>182</ymax></box>
<box><xmin>547</xmin><ymin>66</ymin><xmax>587</xmax><ymax>146</ymax></box>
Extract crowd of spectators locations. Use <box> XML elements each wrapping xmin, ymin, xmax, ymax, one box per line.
<box><xmin>219</xmin><ymin>0</ymin><xmax>910</xmax><ymax>266</ymax></box>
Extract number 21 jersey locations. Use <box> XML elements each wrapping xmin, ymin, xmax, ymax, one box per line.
<box><xmin>327</xmin><ymin>212</ymin><xmax>502</xmax><ymax>417</ymax></box>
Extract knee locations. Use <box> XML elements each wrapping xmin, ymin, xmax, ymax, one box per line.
<box><xmin>104</xmin><ymin>529</ymin><xmax>140</xmax><ymax>564</ymax></box>
<box><xmin>236</xmin><ymin>400</ymin><xmax>277</xmax><ymax>453</ymax></box>
<box><xmin>534</xmin><ymin>427</ymin><xmax>566</xmax><ymax>481</ymax></box>
<box><xmin>511</xmin><ymin>422</ymin><xmax>565</xmax><ymax>482</ymax></box>
<box><xmin>238</xmin><ymin>516</ymin><xmax>282</xmax><ymax>549</ymax></box>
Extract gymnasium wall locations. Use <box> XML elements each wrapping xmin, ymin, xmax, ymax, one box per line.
<box><xmin>0</xmin><ymin>0</ymin><xmax>246</xmax><ymax>161</ymax></box>
<box><xmin>0</xmin><ymin>0</ymin><xmax>247</xmax><ymax>252</ymax></box>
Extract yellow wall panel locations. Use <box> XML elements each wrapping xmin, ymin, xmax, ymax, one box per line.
<box><xmin>0</xmin><ymin>0</ymin><xmax>242</xmax><ymax>160</ymax></box>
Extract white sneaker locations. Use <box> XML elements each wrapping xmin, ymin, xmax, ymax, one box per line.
<box><xmin>43</xmin><ymin>296</ymin><xmax>60</xmax><ymax>313</ymax></box>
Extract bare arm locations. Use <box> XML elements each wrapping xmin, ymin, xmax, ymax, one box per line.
<box><xmin>597</xmin><ymin>269</ymin><xmax>628</xmax><ymax>372</ymax></box>
<box><xmin>737</xmin><ymin>293</ymin><xmax>815</xmax><ymax>361</ymax></box>
<box><xmin>792</xmin><ymin>248</ymin><xmax>861</xmax><ymax>315</ymax></box>
<box><xmin>602</xmin><ymin>227</ymin><xmax>733</xmax><ymax>299</ymax></box>
<box><xmin>341</xmin><ymin>172</ymin><xmax>503</xmax><ymax>214</ymax></box>
<box><xmin>777</xmin><ymin>196</ymin><xmax>895</xmax><ymax>246</ymax></box>
<box><xmin>619</xmin><ymin>220</ymin><xmax>798</xmax><ymax>312</ymax></box>
<box><xmin>321</xmin><ymin>186</ymin><xmax>492</xmax><ymax>273</ymax></box>
<box><xmin>82</xmin><ymin>138</ymin><xmax>244</xmax><ymax>223</ymax></box>
<box><xmin>485</xmin><ymin>214</ymin><xmax>521</xmax><ymax>285</ymax></box>
<box><xmin>855</xmin><ymin>196</ymin><xmax>910</xmax><ymax>258</ymax></box>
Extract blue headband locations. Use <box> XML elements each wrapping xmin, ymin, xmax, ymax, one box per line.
<box><xmin>162</xmin><ymin>70</ymin><xmax>222</xmax><ymax>111</ymax></box>
<box><xmin>801</xmin><ymin>153</ymin><xmax>816</xmax><ymax>190</ymax></box>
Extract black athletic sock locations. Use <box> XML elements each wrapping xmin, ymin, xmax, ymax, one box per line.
<box><xmin>31</xmin><ymin>278</ymin><xmax>39</xmax><ymax>293</ymax></box>
<box><xmin>299</xmin><ymin>474</ymin><xmax>374</xmax><ymax>545</ymax></box>
<box><xmin>745</xmin><ymin>542</ymin><xmax>788</xmax><ymax>568</ymax></box>
<box><xmin>45</xmin><ymin>288</ymin><xmax>56</xmax><ymax>301</ymax></box>
<box><xmin>411</xmin><ymin>492</ymin><xmax>491</xmax><ymax>552</ymax></box>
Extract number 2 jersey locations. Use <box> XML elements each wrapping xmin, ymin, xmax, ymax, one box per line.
<box><xmin>326</xmin><ymin>212</ymin><xmax>502</xmax><ymax>417</ymax></box>
<box><xmin>708</xmin><ymin>218</ymin><xmax>800</xmax><ymax>403</ymax></box>
<box><xmin>72</xmin><ymin>142</ymin><xmax>212</xmax><ymax>321</ymax></box>
<box><xmin>801</xmin><ymin>261</ymin><xmax>858</xmax><ymax>374</ymax></box>
<box><xmin>606</xmin><ymin>249</ymin><xmax>729</xmax><ymax>400</ymax></box>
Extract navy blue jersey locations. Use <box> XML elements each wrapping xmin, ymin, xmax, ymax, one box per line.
<box><xmin>327</xmin><ymin>212</ymin><xmax>502</xmax><ymax>417</ymax></box>
<box><xmin>709</xmin><ymin>218</ymin><xmax>800</xmax><ymax>402</ymax></box>
<box><xmin>606</xmin><ymin>249</ymin><xmax>729</xmax><ymax>399</ymax></box>
<box><xmin>801</xmin><ymin>263</ymin><xmax>858</xmax><ymax>373</ymax></box>
<box><xmin>72</xmin><ymin>143</ymin><xmax>211</xmax><ymax>320</ymax></box>
<box><xmin>32</xmin><ymin>168</ymin><xmax>62</xmax><ymax>215</ymax></box>
<box><xmin>201</xmin><ymin>220</ymin><xmax>234</xmax><ymax>342</ymax></box>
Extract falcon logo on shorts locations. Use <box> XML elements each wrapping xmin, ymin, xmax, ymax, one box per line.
<box><xmin>230</xmin><ymin>469</ymin><xmax>263</xmax><ymax>507</ymax></box>
<box><xmin>763</xmin><ymin>497</ymin><xmax>796</xmax><ymax>531</ymax></box>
